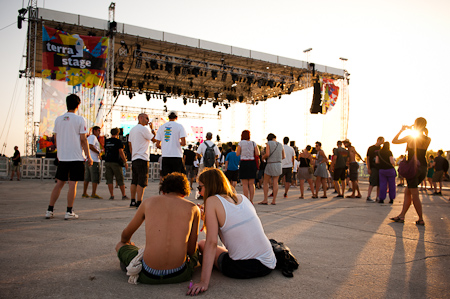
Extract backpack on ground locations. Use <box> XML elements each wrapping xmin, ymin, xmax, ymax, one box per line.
<box><xmin>269</xmin><ymin>238</ymin><xmax>299</xmax><ymax>278</ymax></box>
<box><xmin>203</xmin><ymin>142</ymin><xmax>216</xmax><ymax>167</ymax></box>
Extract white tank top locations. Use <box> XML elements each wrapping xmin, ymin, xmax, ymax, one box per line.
<box><xmin>216</xmin><ymin>194</ymin><xmax>276</xmax><ymax>269</ymax></box>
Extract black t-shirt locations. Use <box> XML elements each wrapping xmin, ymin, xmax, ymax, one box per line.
<box><xmin>12</xmin><ymin>150</ymin><xmax>20</xmax><ymax>166</ymax></box>
<box><xmin>434</xmin><ymin>155</ymin><xmax>445</xmax><ymax>171</ymax></box>
<box><xmin>183</xmin><ymin>149</ymin><xmax>196</xmax><ymax>166</ymax></box>
<box><xmin>367</xmin><ymin>145</ymin><xmax>381</xmax><ymax>169</ymax></box>
<box><xmin>378</xmin><ymin>150</ymin><xmax>394</xmax><ymax>169</ymax></box>
<box><xmin>104</xmin><ymin>138</ymin><xmax>124</xmax><ymax>164</ymax></box>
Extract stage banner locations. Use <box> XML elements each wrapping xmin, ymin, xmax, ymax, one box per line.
<box><xmin>41</xmin><ymin>25</ymin><xmax>109</xmax><ymax>89</ymax></box>
<box><xmin>321</xmin><ymin>78</ymin><xmax>339</xmax><ymax>114</ymax></box>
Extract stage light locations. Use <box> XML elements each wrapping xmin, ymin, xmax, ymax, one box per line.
<box><xmin>165</xmin><ymin>62</ymin><xmax>173</xmax><ymax>73</ymax></box>
<box><xmin>138</xmin><ymin>82</ymin><xmax>144</xmax><ymax>90</ymax></box>
<box><xmin>165</xmin><ymin>86</ymin><xmax>172</xmax><ymax>94</ymax></box>
<box><xmin>164</xmin><ymin>105</ymin><xmax>168</xmax><ymax>112</ymax></box>
<box><xmin>204</xmin><ymin>91</ymin><xmax>209</xmax><ymax>99</ymax></box>
<box><xmin>268</xmin><ymin>80</ymin><xmax>274</xmax><ymax>88</ymax></box>
<box><xmin>198</xmin><ymin>100</ymin><xmax>203</xmax><ymax>107</ymax></box>
<box><xmin>239</xmin><ymin>96</ymin><xmax>244</xmax><ymax>103</ymax></box>
<box><xmin>231</xmin><ymin>73</ymin><xmax>238</xmax><ymax>83</ymax></box>
<box><xmin>146</xmin><ymin>93</ymin><xmax>151</xmax><ymax>101</ymax></box>
<box><xmin>278</xmin><ymin>94</ymin><xmax>281</xmax><ymax>99</ymax></box>
<box><xmin>183</xmin><ymin>97</ymin><xmax>187</xmax><ymax>105</ymax></box>
<box><xmin>177</xmin><ymin>88</ymin><xmax>182</xmax><ymax>96</ymax></box>
<box><xmin>213</xmin><ymin>102</ymin><xmax>217</xmax><ymax>108</ymax></box>
<box><xmin>214</xmin><ymin>92</ymin><xmax>219</xmax><ymax>100</ymax></box>
<box><xmin>221</xmin><ymin>73</ymin><xmax>227</xmax><ymax>82</ymax></box>
<box><xmin>159</xmin><ymin>84</ymin><xmax>165</xmax><ymax>92</ymax></box>
<box><xmin>174</xmin><ymin>66</ymin><xmax>181</xmax><ymax>76</ymax></box>
<box><xmin>118</xmin><ymin>62</ymin><xmax>124</xmax><ymax>71</ymax></box>
<box><xmin>136</xmin><ymin>44</ymin><xmax>141</xmax><ymax>50</ymax></box>
<box><xmin>128</xmin><ymin>91</ymin><xmax>133</xmax><ymax>99</ymax></box>
<box><xmin>194</xmin><ymin>91</ymin><xmax>199</xmax><ymax>98</ymax></box>
<box><xmin>189</xmin><ymin>80</ymin><xmax>193</xmax><ymax>88</ymax></box>
<box><xmin>113</xmin><ymin>90</ymin><xmax>117</xmax><ymax>97</ymax></box>
<box><xmin>150</xmin><ymin>60</ymin><xmax>158</xmax><ymax>70</ymax></box>
<box><xmin>247</xmin><ymin>76</ymin><xmax>254</xmax><ymax>85</ymax></box>
<box><xmin>163</xmin><ymin>96</ymin><xmax>167</xmax><ymax>103</ymax></box>
<box><xmin>145</xmin><ymin>62</ymin><xmax>150</xmax><ymax>69</ymax></box>
<box><xmin>288</xmin><ymin>84</ymin><xmax>295</xmax><ymax>94</ymax></box>
<box><xmin>127</xmin><ymin>79</ymin><xmax>133</xmax><ymax>88</ymax></box>
<box><xmin>192</xmin><ymin>68</ymin><xmax>200</xmax><ymax>77</ymax></box>
<box><xmin>224</xmin><ymin>103</ymin><xmax>229</xmax><ymax>109</ymax></box>
<box><xmin>211</xmin><ymin>70</ymin><xmax>218</xmax><ymax>80</ymax></box>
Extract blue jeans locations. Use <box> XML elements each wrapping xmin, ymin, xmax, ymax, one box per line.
<box><xmin>379</xmin><ymin>168</ymin><xmax>397</xmax><ymax>200</ymax></box>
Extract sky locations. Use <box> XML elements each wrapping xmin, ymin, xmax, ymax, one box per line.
<box><xmin>1</xmin><ymin>0</ymin><xmax>449</xmax><ymax>158</ymax></box>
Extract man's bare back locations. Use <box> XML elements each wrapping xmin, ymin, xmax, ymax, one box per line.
<box><xmin>143</xmin><ymin>194</ymin><xmax>200</xmax><ymax>269</ymax></box>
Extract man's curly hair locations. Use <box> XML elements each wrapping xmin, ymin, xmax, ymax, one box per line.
<box><xmin>159</xmin><ymin>172</ymin><xmax>190</xmax><ymax>197</ymax></box>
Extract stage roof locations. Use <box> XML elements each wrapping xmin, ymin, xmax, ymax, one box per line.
<box><xmin>33</xmin><ymin>7</ymin><xmax>344</xmax><ymax>103</ymax></box>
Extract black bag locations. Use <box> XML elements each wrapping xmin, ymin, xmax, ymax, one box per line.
<box><xmin>203</xmin><ymin>142</ymin><xmax>216</xmax><ymax>167</ymax></box>
<box><xmin>269</xmin><ymin>239</ymin><xmax>299</xmax><ymax>278</ymax></box>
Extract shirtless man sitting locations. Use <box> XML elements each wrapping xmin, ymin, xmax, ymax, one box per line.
<box><xmin>344</xmin><ymin>140</ymin><xmax>363</xmax><ymax>198</ymax></box>
<box><xmin>116</xmin><ymin>172</ymin><xmax>200</xmax><ymax>284</ymax></box>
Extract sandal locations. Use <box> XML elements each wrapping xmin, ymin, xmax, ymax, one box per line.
<box><xmin>312</xmin><ymin>195</ymin><xmax>318</xmax><ymax>199</ymax></box>
<box><xmin>299</xmin><ymin>196</ymin><xmax>304</xmax><ymax>199</ymax></box>
<box><xmin>321</xmin><ymin>196</ymin><xmax>327</xmax><ymax>198</ymax></box>
<box><xmin>390</xmin><ymin>216</ymin><xmax>405</xmax><ymax>223</ymax></box>
<box><xmin>258</xmin><ymin>202</ymin><xmax>268</xmax><ymax>205</ymax></box>
<box><xmin>416</xmin><ymin>220</ymin><xmax>425</xmax><ymax>226</ymax></box>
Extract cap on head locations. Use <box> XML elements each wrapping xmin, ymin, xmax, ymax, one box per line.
<box><xmin>168</xmin><ymin>111</ymin><xmax>178</xmax><ymax>119</ymax></box>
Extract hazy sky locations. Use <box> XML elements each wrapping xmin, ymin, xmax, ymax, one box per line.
<box><xmin>1</xmin><ymin>0</ymin><xmax>449</xmax><ymax>157</ymax></box>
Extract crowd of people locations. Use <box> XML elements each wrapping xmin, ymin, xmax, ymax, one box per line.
<box><xmin>34</xmin><ymin>94</ymin><xmax>448</xmax><ymax>293</ymax></box>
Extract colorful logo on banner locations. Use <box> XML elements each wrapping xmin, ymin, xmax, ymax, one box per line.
<box><xmin>321</xmin><ymin>78</ymin><xmax>340</xmax><ymax>114</ymax></box>
<box><xmin>41</xmin><ymin>26</ymin><xmax>108</xmax><ymax>89</ymax></box>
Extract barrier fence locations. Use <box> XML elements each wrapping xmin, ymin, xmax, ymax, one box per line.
<box><xmin>0</xmin><ymin>157</ymin><xmax>161</xmax><ymax>181</ymax></box>
<box><xmin>1</xmin><ymin>157</ymin><xmax>369</xmax><ymax>181</ymax></box>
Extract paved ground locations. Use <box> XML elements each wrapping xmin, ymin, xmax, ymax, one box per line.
<box><xmin>0</xmin><ymin>178</ymin><xmax>449</xmax><ymax>298</ymax></box>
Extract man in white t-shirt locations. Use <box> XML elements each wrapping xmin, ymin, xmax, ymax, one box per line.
<box><xmin>128</xmin><ymin>113</ymin><xmax>156</xmax><ymax>208</ymax></box>
<box><xmin>155</xmin><ymin>111</ymin><xmax>187</xmax><ymax>177</ymax></box>
<box><xmin>45</xmin><ymin>94</ymin><xmax>92</xmax><ymax>220</ymax></box>
<box><xmin>82</xmin><ymin>126</ymin><xmax>102</xmax><ymax>199</ymax></box>
<box><xmin>197</xmin><ymin>132</ymin><xmax>221</xmax><ymax>174</ymax></box>
<box><xmin>280</xmin><ymin>136</ymin><xmax>295</xmax><ymax>198</ymax></box>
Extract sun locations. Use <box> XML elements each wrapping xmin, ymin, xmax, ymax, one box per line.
<box><xmin>410</xmin><ymin>129</ymin><xmax>420</xmax><ymax>138</ymax></box>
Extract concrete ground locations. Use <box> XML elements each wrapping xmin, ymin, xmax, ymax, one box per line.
<box><xmin>0</xmin><ymin>178</ymin><xmax>449</xmax><ymax>298</ymax></box>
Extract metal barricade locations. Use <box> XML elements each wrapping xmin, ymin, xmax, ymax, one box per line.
<box><xmin>0</xmin><ymin>157</ymin><xmax>9</xmax><ymax>179</ymax></box>
<box><xmin>42</xmin><ymin>158</ymin><xmax>58</xmax><ymax>179</ymax></box>
<box><xmin>21</xmin><ymin>158</ymin><xmax>42</xmax><ymax>179</ymax></box>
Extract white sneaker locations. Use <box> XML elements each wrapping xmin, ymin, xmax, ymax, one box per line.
<box><xmin>45</xmin><ymin>211</ymin><xmax>54</xmax><ymax>219</ymax></box>
<box><xmin>64</xmin><ymin>211</ymin><xmax>79</xmax><ymax>220</ymax></box>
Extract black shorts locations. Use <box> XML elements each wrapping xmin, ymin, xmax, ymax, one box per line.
<box><xmin>55</xmin><ymin>161</ymin><xmax>85</xmax><ymax>182</ymax></box>
<box><xmin>131</xmin><ymin>159</ymin><xmax>149</xmax><ymax>187</ymax></box>
<box><xmin>333</xmin><ymin>167</ymin><xmax>346</xmax><ymax>181</ymax></box>
<box><xmin>226</xmin><ymin>169</ymin><xmax>239</xmax><ymax>182</ymax></box>
<box><xmin>406</xmin><ymin>165</ymin><xmax>427</xmax><ymax>189</ymax></box>
<box><xmin>161</xmin><ymin>157</ymin><xmax>186</xmax><ymax>178</ymax></box>
<box><xmin>280</xmin><ymin>167</ymin><xmax>293</xmax><ymax>183</ymax></box>
<box><xmin>185</xmin><ymin>165</ymin><xmax>195</xmax><ymax>179</ymax></box>
<box><xmin>217</xmin><ymin>252</ymin><xmax>272</xmax><ymax>279</ymax></box>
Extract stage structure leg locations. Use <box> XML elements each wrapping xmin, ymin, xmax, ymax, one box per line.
<box><xmin>24</xmin><ymin>1</ymin><xmax>38</xmax><ymax>157</ymax></box>
<box><xmin>104</xmin><ymin>2</ymin><xmax>116</xmax><ymax>137</ymax></box>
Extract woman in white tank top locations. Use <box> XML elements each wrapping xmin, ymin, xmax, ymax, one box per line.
<box><xmin>187</xmin><ymin>168</ymin><xmax>276</xmax><ymax>296</ymax></box>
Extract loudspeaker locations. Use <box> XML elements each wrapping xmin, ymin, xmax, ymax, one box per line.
<box><xmin>310</xmin><ymin>81</ymin><xmax>322</xmax><ymax>114</ymax></box>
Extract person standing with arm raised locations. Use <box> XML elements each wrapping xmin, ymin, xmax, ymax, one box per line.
<box><xmin>390</xmin><ymin>117</ymin><xmax>430</xmax><ymax>225</ymax></box>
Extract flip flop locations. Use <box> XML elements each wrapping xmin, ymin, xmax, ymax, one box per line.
<box><xmin>390</xmin><ymin>216</ymin><xmax>404</xmax><ymax>223</ymax></box>
<box><xmin>416</xmin><ymin>220</ymin><xmax>425</xmax><ymax>226</ymax></box>
<box><xmin>355</xmin><ymin>195</ymin><xmax>362</xmax><ymax>198</ymax></box>
<box><xmin>321</xmin><ymin>196</ymin><xmax>327</xmax><ymax>198</ymax></box>
<box><xmin>270</xmin><ymin>202</ymin><xmax>276</xmax><ymax>205</ymax></box>
<box><xmin>258</xmin><ymin>202</ymin><xmax>268</xmax><ymax>205</ymax></box>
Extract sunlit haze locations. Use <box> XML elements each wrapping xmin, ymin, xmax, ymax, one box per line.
<box><xmin>1</xmin><ymin>0</ymin><xmax>449</xmax><ymax>158</ymax></box>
